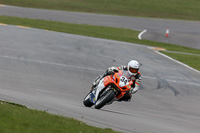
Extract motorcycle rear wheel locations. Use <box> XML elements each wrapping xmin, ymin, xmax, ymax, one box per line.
<box><xmin>83</xmin><ymin>92</ymin><xmax>94</xmax><ymax>107</ymax></box>
<box><xmin>95</xmin><ymin>89</ymin><xmax>115</xmax><ymax>109</ymax></box>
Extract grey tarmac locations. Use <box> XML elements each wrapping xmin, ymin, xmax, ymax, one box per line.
<box><xmin>0</xmin><ymin>25</ymin><xmax>200</xmax><ymax>133</ymax></box>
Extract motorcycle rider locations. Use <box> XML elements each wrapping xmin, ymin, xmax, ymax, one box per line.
<box><xmin>92</xmin><ymin>60</ymin><xmax>142</xmax><ymax>102</ymax></box>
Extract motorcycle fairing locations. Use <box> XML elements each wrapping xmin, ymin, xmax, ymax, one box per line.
<box><xmin>90</xmin><ymin>78</ymin><xmax>105</xmax><ymax>104</ymax></box>
<box><xmin>89</xmin><ymin>92</ymin><xmax>96</xmax><ymax>104</ymax></box>
<box><xmin>89</xmin><ymin>70</ymin><xmax>133</xmax><ymax>104</ymax></box>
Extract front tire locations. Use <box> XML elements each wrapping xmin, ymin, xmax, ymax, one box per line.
<box><xmin>83</xmin><ymin>92</ymin><xmax>94</xmax><ymax>107</ymax></box>
<box><xmin>95</xmin><ymin>89</ymin><xmax>115</xmax><ymax>109</ymax></box>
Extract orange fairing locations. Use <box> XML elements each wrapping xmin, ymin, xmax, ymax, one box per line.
<box><xmin>103</xmin><ymin>76</ymin><xmax>113</xmax><ymax>87</ymax></box>
<box><xmin>103</xmin><ymin>70</ymin><xmax>133</xmax><ymax>100</ymax></box>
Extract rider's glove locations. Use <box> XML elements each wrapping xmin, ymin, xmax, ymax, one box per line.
<box><xmin>130</xmin><ymin>85</ymin><xmax>139</xmax><ymax>94</ymax></box>
<box><xmin>130</xmin><ymin>76</ymin><xmax>141</xmax><ymax>94</ymax></box>
<box><xmin>106</xmin><ymin>66</ymin><xmax>118</xmax><ymax>75</ymax></box>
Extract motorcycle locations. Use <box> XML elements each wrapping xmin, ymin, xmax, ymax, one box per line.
<box><xmin>83</xmin><ymin>70</ymin><xmax>133</xmax><ymax>109</ymax></box>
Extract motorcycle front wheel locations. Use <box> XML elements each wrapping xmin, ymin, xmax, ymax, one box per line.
<box><xmin>95</xmin><ymin>89</ymin><xmax>115</xmax><ymax>109</ymax></box>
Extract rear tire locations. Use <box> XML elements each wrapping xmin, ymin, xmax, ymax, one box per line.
<box><xmin>95</xmin><ymin>89</ymin><xmax>115</xmax><ymax>109</ymax></box>
<box><xmin>83</xmin><ymin>92</ymin><xmax>94</xmax><ymax>107</ymax></box>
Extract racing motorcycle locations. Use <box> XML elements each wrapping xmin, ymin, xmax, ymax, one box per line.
<box><xmin>83</xmin><ymin>70</ymin><xmax>133</xmax><ymax>109</ymax></box>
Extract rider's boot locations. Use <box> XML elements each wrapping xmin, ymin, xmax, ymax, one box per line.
<box><xmin>118</xmin><ymin>92</ymin><xmax>132</xmax><ymax>102</ymax></box>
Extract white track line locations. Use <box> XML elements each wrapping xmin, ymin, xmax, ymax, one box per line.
<box><xmin>0</xmin><ymin>55</ymin><xmax>104</xmax><ymax>72</ymax></box>
<box><xmin>138</xmin><ymin>29</ymin><xmax>147</xmax><ymax>40</ymax></box>
<box><xmin>155</xmin><ymin>51</ymin><xmax>200</xmax><ymax>74</ymax></box>
<box><xmin>0</xmin><ymin>55</ymin><xmax>199</xmax><ymax>86</ymax></box>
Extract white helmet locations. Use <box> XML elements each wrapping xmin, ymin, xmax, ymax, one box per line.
<box><xmin>128</xmin><ymin>60</ymin><xmax>140</xmax><ymax>76</ymax></box>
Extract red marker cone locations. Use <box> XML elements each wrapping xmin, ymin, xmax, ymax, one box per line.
<box><xmin>166</xmin><ymin>29</ymin><xmax>169</xmax><ymax>37</ymax></box>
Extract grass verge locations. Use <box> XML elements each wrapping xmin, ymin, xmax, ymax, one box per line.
<box><xmin>0</xmin><ymin>0</ymin><xmax>200</xmax><ymax>21</ymax></box>
<box><xmin>0</xmin><ymin>100</ymin><xmax>118</xmax><ymax>133</ymax></box>
<box><xmin>161</xmin><ymin>51</ymin><xmax>200</xmax><ymax>70</ymax></box>
<box><xmin>0</xmin><ymin>15</ymin><xmax>199</xmax><ymax>70</ymax></box>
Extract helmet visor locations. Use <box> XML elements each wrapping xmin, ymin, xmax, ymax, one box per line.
<box><xmin>129</xmin><ymin>67</ymin><xmax>139</xmax><ymax>73</ymax></box>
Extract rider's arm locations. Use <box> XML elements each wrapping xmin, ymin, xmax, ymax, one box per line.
<box><xmin>130</xmin><ymin>73</ymin><xmax>142</xmax><ymax>94</ymax></box>
<box><xmin>106</xmin><ymin>66</ymin><xmax>119</xmax><ymax>75</ymax></box>
<box><xmin>107</xmin><ymin>65</ymin><xmax>127</xmax><ymax>73</ymax></box>
<box><xmin>106</xmin><ymin>65</ymin><xmax>128</xmax><ymax>75</ymax></box>
<box><xmin>117</xmin><ymin>66</ymin><xmax>127</xmax><ymax>71</ymax></box>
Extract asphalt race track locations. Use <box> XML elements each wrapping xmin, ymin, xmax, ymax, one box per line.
<box><xmin>0</xmin><ymin>25</ymin><xmax>200</xmax><ymax>133</ymax></box>
<box><xmin>0</xmin><ymin>5</ymin><xmax>200</xmax><ymax>49</ymax></box>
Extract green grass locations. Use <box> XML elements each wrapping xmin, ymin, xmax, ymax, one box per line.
<box><xmin>0</xmin><ymin>16</ymin><xmax>199</xmax><ymax>54</ymax></box>
<box><xmin>0</xmin><ymin>16</ymin><xmax>140</xmax><ymax>42</ymax></box>
<box><xmin>0</xmin><ymin>0</ymin><xmax>200</xmax><ymax>21</ymax></box>
<box><xmin>0</xmin><ymin>16</ymin><xmax>199</xmax><ymax>70</ymax></box>
<box><xmin>0</xmin><ymin>101</ymin><xmax>118</xmax><ymax>133</ymax></box>
<box><xmin>162</xmin><ymin>51</ymin><xmax>200</xmax><ymax>70</ymax></box>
